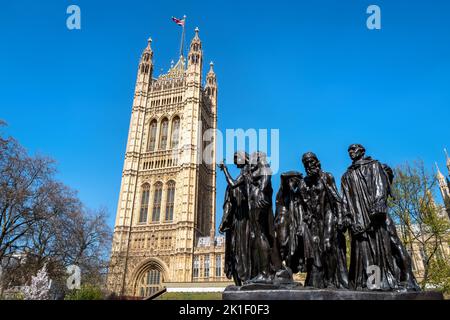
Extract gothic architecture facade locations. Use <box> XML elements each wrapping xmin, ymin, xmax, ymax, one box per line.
<box><xmin>107</xmin><ymin>29</ymin><xmax>228</xmax><ymax>298</ymax></box>
<box><xmin>436</xmin><ymin>149</ymin><xmax>450</xmax><ymax>219</ymax></box>
<box><xmin>406</xmin><ymin>149</ymin><xmax>450</xmax><ymax>282</ymax></box>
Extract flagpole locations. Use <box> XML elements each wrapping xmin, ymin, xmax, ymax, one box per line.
<box><xmin>179</xmin><ymin>15</ymin><xmax>186</xmax><ymax>58</ymax></box>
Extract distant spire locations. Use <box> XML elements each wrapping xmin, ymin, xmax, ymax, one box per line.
<box><xmin>436</xmin><ymin>162</ymin><xmax>444</xmax><ymax>178</ymax></box>
<box><xmin>190</xmin><ymin>27</ymin><xmax>201</xmax><ymax>46</ymax></box>
<box><xmin>206</xmin><ymin>61</ymin><xmax>217</xmax><ymax>91</ymax></box>
<box><xmin>436</xmin><ymin>162</ymin><xmax>449</xmax><ymax>194</ymax></box>
<box><xmin>142</xmin><ymin>37</ymin><xmax>153</xmax><ymax>60</ymax></box>
<box><xmin>194</xmin><ymin>27</ymin><xmax>200</xmax><ymax>39</ymax></box>
<box><xmin>187</xmin><ymin>27</ymin><xmax>202</xmax><ymax>69</ymax></box>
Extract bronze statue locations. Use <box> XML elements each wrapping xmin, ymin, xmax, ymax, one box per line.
<box><xmin>341</xmin><ymin>144</ymin><xmax>399</xmax><ymax>291</ymax></box>
<box><xmin>291</xmin><ymin>152</ymin><xmax>349</xmax><ymax>288</ymax></box>
<box><xmin>219</xmin><ymin>151</ymin><xmax>251</xmax><ymax>286</ymax></box>
<box><xmin>274</xmin><ymin>171</ymin><xmax>306</xmax><ymax>274</ymax></box>
<box><xmin>246</xmin><ymin>152</ymin><xmax>279</xmax><ymax>283</ymax></box>
<box><xmin>219</xmin><ymin>145</ymin><xmax>420</xmax><ymax>293</ymax></box>
<box><xmin>219</xmin><ymin>151</ymin><xmax>282</xmax><ymax>284</ymax></box>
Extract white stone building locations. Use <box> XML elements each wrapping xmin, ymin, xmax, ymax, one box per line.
<box><xmin>107</xmin><ymin>28</ymin><xmax>230</xmax><ymax>298</ymax></box>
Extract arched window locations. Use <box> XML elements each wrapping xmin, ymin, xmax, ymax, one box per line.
<box><xmin>147</xmin><ymin>120</ymin><xmax>157</xmax><ymax>151</ymax></box>
<box><xmin>138</xmin><ymin>269</ymin><xmax>162</xmax><ymax>297</ymax></box>
<box><xmin>165</xmin><ymin>181</ymin><xmax>175</xmax><ymax>221</ymax></box>
<box><xmin>215</xmin><ymin>255</ymin><xmax>222</xmax><ymax>277</ymax></box>
<box><xmin>193</xmin><ymin>256</ymin><xmax>199</xmax><ymax>278</ymax></box>
<box><xmin>171</xmin><ymin>117</ymin><xmax>180</xmax><ymax>149</ymax></box>
<box><xmin>139</xmin><ymin>184</ymin><xmax>150</xmax><ymax>223</ymax></box>
<box><xmin>152</xmin><ymin>182</ymin><xmax>163</xmax><ymax>222</ymax></box>
<box><xmin>159</xmin><ymin>118</ymin><xmax>169</xmax><ymax>150</ymax></box>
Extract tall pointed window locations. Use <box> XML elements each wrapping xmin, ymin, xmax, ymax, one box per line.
<box><xmin>139</xmin><ymin>184</ymin><xmax>150</xmax><ymax>223</ymax></box>
<box><xmin>147</xmin><ymin>120</ymin><xmax>157</xmax><ymax>151</ymax></box>
<box><xmin>171</xmin><ymin>117</ymin><xmax>180</xmax><ymax>149</ymax></box>
<box><xmin>152</xmin><ymin>182</ymin><xmax>163</xmax><ymax>222</ymax></box>
<box><xmin>193</xmin><ymin>256</ymin><xmax>200</xmax><ymax>278</ymax></box>
<box><xmin>159</xmin><ymin>118</ymin><xmax>169</xmax><ymax>150</ymax></box>
<box><xmin>165</xmin><ymin>181</ymin><xmax>175</xmax><ymax>221</ymax></box>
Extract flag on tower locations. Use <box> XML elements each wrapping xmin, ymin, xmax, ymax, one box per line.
<box><xmin>172</xmin><ymin>15</ymin><xmax>186</xmax><ymax>57</ymax></box>
<box><xmin>172</xmin><ymin>16</ymin><xmax>185</xmax><ymax>26</ymax></box>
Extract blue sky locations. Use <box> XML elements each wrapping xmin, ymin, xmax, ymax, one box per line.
<box><xmin>1</xmin><ymin>1</ymin><xmax>449</xmax><ymax>232</ymax></box>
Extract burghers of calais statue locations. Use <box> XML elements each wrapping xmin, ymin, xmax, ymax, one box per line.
<box><xmin>219</xmin><ymin>151</ymin><xmax>284</xmax><ymax>285</ymax></box>
<box><xmin>341</xmin><ymin>144</ymin><xmax>419</xmax><ymax>291</ymax></box>
<box><xmin>219</xmin><ymin>145</ymin><xmax>420</xmax><ymax>292</ymax></box>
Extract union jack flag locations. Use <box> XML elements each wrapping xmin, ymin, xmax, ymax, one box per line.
<box><xmin>171</xmin><ymin>16</ymin><xmax>185</xmax><ymax>27</ymax></box>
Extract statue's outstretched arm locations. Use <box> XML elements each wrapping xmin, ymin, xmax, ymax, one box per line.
<box><xmin>222</xmin><ymin>165</ymin><xmax>245</xmax><ymax>189</ymax></box>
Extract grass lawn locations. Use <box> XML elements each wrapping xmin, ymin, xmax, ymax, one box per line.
<box><xmin>156</xmin><ymin>292</ymin><xmax>222</xmax><ymax>300</ymax></box>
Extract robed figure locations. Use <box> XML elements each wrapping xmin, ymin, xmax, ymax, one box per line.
<box><xmin>298</xmin><ymin>152</ymin><xmax>349</xmax><ymax>289</ymax></box>
<box><xmin>274</xmin><ymin>171</ymin><xmax>306</xmax><ymax>273</ymax></box>
<box><xmin>247</xmin><ymin>152</ymin><xmax>283</xmax><ymax>282</ymax></box>
<box><xmin>341</xmin><ymin>144</ymin><xmax>399</xmax><ymax>291</ymax></box>
<box><xmin>219</xmin><ymin>152</ymin><xmax>251</xmax><ymax>286</ymax></box>
<box><xmin>219</xmin><ymin>151</ymin><xmax>282</xmax><ymax>284</ymax></box>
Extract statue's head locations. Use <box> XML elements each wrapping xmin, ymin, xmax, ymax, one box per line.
<box><xmin>348</xmin><ymin>144</ymin><xmax>366</xmax><ymax>162</ymax></box>
<box><xmin>302</xmin><ymin>152</ymin><xmax>321</xmax><ymax>177</ymax></box>
<box><xmin>234</xmin><ymin>151</ymin><xmax>249</xmax><ymax>168</ymax></box>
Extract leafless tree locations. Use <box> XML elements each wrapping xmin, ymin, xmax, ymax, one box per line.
<box><xmin>0</xmin><ymin>125</ymin><xmax>55</xmax><ymax>263</ymax></box>
<box><xmin>0</xmin><ymin>121</ymin><xmax>112</xmax><ymax>298</ymax></box>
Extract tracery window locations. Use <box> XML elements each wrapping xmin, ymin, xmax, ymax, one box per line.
<box><xmin>138</xmin><ymin>269</ymin><xmax>161</xmax><ymax>297</ymax></box>
<box><xmin>152</xmin><ymin>182</ymin><xmax>163</xmax><ymax>222</ymax></box>
<box><xmin>165</xmin><ymin>181</ymin><xmax>175</xmax><ymax>221</ymax></box>
<box><xmin>147</xmin><ymin>120</ymin><xmax>157</xmax><ymax>151</ymax></box>
<box><xmin>171</xmin><ymin>117</ymin><xmax>180</xmax><ymax>148</ymax></box>
<box><xmin>138</xmin><ymin>184</ymin><xmax>150</xmax><ymax>223</ymax></box>
<box><xmin>159</xmin><ymin>118</ymin><xmax>169</xmax><ymax>150</ymax></box>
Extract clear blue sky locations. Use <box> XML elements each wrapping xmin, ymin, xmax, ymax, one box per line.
<box><xmin>1</xmin><ymin>1</ymin><xmax>449</xmax><ymax>232</ymax></box>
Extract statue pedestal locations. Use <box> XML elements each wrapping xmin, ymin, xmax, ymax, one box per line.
<box><xmin>222</xmin><ymin>284</ymin><xmax>444</xmax><ymax>300</ymax></box>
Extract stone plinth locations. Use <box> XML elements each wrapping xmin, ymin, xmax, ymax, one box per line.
<box><xmin>222</xmin><ymin>284</ymin><xmax>444</xmax><ymax>300</ymax></box>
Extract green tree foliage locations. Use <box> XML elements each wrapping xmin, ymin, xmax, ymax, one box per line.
<box><xmin>64</xmin><ymin>284</ymin><xmax>104</xmax><ymax>300</ymax></box>
<box><xmin>388</xmin><ymin>161</ymin><xmax>450</xmax><ymax>294</ymax></box>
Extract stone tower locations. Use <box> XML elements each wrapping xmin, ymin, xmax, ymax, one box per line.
<box><xmin>107</xmin><ymin>28</ymin><xmax>225</xmax><ymax>298</ymax></box>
